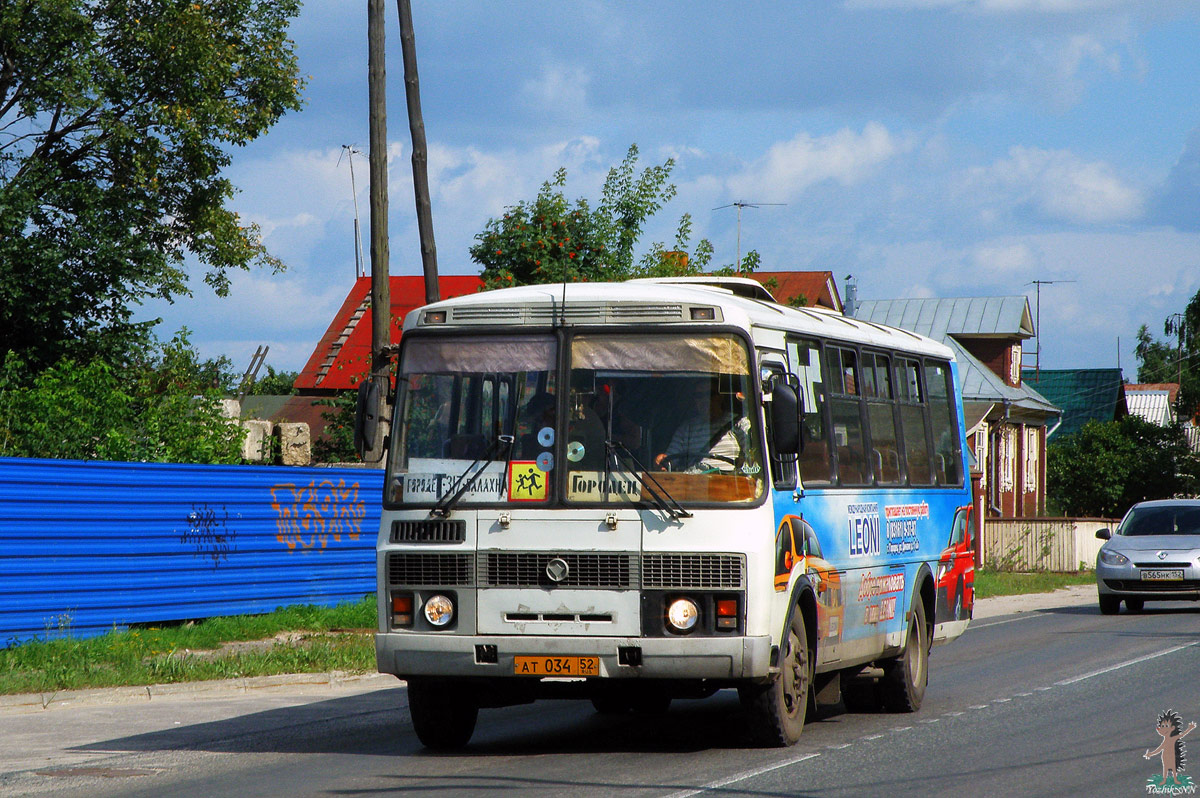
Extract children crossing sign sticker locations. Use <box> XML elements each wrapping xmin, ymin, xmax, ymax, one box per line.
<box><xmin>508</xmin><ymin>462</ymin><xmax>548</xmax><ymax>502</ymax></box>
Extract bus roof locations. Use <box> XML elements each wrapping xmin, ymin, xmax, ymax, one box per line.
<box><xmin>405</xmin><ymin>281</ymin><xmax>953</xmax><ymax>360</ymax></box>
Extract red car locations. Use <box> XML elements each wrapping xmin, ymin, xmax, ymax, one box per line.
<box><xmin>935</xmin><ymin>505</ymin><xmax>974</xmax><ymax>622</ymax></box>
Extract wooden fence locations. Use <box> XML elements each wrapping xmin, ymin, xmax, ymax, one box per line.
<box><xmin>981</xmin><ymin>517</ymin><xmax>1117</xmax><ymax>572</ymax></box>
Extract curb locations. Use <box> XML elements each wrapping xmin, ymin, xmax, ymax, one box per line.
<box><xmin>0</xmin><ymin>670</ymin><xmax>398</xmax><ymax>713</ymax></box>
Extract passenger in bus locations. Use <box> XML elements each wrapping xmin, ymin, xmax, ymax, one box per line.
<box><xmin>654</xmin><ymin>382</ymin><xmax>748</xmax><ymax>473</ymax></box>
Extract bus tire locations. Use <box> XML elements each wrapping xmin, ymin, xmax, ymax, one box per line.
<box><xmin>880</xmin><ymin>597</ymin><xmax>928</xmax><ymax>713</ymax></box>
<box><xmin>407</xmin><ymin>679</ymin><xmax>478</xmax><ymax>750</ymax></box>
<box><xmin>740</xmin><ymin>611</ymin><xmax>810</xmax><ymax>747</ymax></box>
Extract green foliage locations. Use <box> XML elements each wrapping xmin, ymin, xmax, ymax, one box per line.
<box><xmin>469</xmin><ymin>145</ymin><xmax>715</xmax><ymax>288</ymax></box>
<box><xmin>1135</xmin><ymin>287</ymin><xmax>1200</xmax><ymax>417</ymax></box>
<box><xmin>0</xmin><ymin>330</ymin><xmax>244</xmax><ymax>463</ymax></box>
<box><xmin>1046</xmin><ymin>416</ymin><xmax>1200</xmax><ymax>518</ymax></box>
<box><xmin>242</xmin><ymin>365</ymin><xmax>299</xmax><ymax>396</ymax></box>
<box><xmin>971</xmin><ymin>569</ymin><xmax>1094</xmax><ymax>597</ymax></box>
<box><xmin>0</xmin><ymin>0</ymin><xmax>305</xmax><ymax>372</ymax></box>
<box><xmin>312</xmin><ymin>392</ymin><xmax>360</xmax><ymax>464</ymax></box>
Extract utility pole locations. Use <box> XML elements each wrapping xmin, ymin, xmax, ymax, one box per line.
<box><xmin>1167</xmin><ymin>313</ymin><xmax>1186</xmax><ymax>388</ymax></box>
<box><xmin>713</xmin><ymin>201</ymin><xmax>785</xmax><ymax>272</ymax></box>
<box><xmin>365</xmin><ymin>0</ymin><xmax>391</xmax><ymax>461</ymax></box>
<box><xmin>396</xmin><ymin>0</ymin><xmax>439</xmax><ymax>304</ymax></box>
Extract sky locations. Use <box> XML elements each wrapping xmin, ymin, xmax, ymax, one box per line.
<box><xmin>138</xmin><ymin>0</ymin><xmax>1200</xmax><ymax>384</ymax></box>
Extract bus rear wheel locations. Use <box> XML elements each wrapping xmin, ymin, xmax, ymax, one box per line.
<box><xmin>740</xmin><ymin>611</ymin><xmax>810</xmax><ymax>747</ymax></box>
<box><xmin>407</xmin><ymin>679</ymin><xmax>479</xmax><ymax>750</ymax></box>
<box><xmin>880</xmin><ymin>598</ymin><xmax>928</xmax><ymax>713</ymax></box>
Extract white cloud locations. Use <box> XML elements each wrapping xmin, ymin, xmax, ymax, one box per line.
<box><xmin>972</xmin><ymin>242</ymin><xmax>1037</xmax><ymax>274</ymax></box>
<box><xmin>963</xmin><ymin>146</ymin><xmax>1144</xmax><ymax>224</ymax></box>
<box><xmin>521</xmin><ymin>64</ymin><xmax>592</xmax><ymax>114</ymax></box>
<box><xmin>727</xmin><ymin>123</ymin><xmax>904</xmax><ymax>203</ymax></box>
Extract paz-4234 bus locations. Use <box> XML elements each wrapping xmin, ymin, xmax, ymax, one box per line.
<box><xmin>358</xmin><ymin>277</ymin><xmax>974</xmax><ymax>749</ymax></box>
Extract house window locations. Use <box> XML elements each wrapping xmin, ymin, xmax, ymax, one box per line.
<box><xmin>1024</xmin><ymin>427</ymin><xmax>1039</xmax><ymax>493</ymax></box>
<box><xmin>1009</xmin><ymin>344</ymin><xmax>1022</xmax><ymax>386</ymax></box>
<box><xmin>999</xmin><ymin>426</ymin><xmax>1015</xmax><ymax>493</ymax></box>
<box><xmin>974</xmin><ymin>427</ymin><xmax>988</xmax><ymax>490</ymax></box>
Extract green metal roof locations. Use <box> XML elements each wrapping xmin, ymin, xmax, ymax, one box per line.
<box><xmin>1020</xmin><ymin>368</ymin><xmax>1126</xmax><ymax>438</ymax></box>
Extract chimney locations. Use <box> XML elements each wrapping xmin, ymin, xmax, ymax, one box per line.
<box><xmin>844</xmin><ymin>274</ymin><xmax>857</xmax><ymax>317</ymax></box>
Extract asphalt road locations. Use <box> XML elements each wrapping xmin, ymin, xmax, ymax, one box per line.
<box><xmin>3</xmin><ymin>596</ymin><xmax>1198</xmax><ymax>798</ymax></box>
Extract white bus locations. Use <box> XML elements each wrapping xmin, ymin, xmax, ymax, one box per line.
<box><xmin>364</xmin><ymin>277</ymin><xmax>974</xmax><ymax>749</ymax></box>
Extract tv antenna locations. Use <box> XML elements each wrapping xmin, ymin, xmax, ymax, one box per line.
<box><xmin>339</xmin><ymin>145</ymin><xmax>367</xmax><ymax>279</ymax></box>
<box><xmin>1026</xmin><ymin>279</ymin><xmax>1075</xmax><ymax>381</ymax></box>
<box><xmin>713</xmin><ymin>201</ymin><xmax>786</xmax><ymax>270</ymax></box>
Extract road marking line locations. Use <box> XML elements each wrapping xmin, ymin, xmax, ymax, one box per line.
<box><xmin>969</xmin><ymin>705</ymin><xmax>988</xmax><ymax>710</ymax></box>
<box><xmin>944</xmin><ymin>711</ymin><xmax>964</xmax><ymax>717</ymax></box>
<box><xmin>892</xmin><ymin>726</ymin><xmax>912</xmax><ymax>732</ymax></box>
<box><xmin>1015</xmin><ymin>692</ymin><xmax>1033</xmax><ymax>697</ymax></box>
<box><xmin>994</xmin><ymin>698</ymin><xmax>1011</xmax><ymax>703</ymax></box>
<box><xmin>920</xmin><ymin>718</ymin><xmax>940</xmax><ymax>724</ymax></box>
<box><xmin>969</xmin><ymin>614</ymin><xmax>1047</xmax><ymax>630</ymax></box>
<box><xmin>1056</xmin><ymin>642</ymin><xmax>1199</xmax><ymax>686</ymax></box>
<box><xmin>662</xmin><ymin>753</ymin><xmax>820</xmax><ymax>798</ymax></box>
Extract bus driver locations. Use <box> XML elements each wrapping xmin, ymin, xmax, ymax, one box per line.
<box><xmin>654</xmin><ymin>381</ymin><xmax>748</xmax><ymax>474</ymax></box>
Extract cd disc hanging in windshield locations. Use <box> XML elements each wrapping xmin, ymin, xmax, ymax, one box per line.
<box><xmin>537</xmin><ymin>427</ymin><xmax>555</xmax><ymax>447</ymax></box>
<box><xmin>536</xmin><ymin>452</ymin><xmax>554</xmax><ymax>472</ymax></box>
<box><xmin>566</xmin><ymin>441</ymin><xmax>585</xmax><ymax>462</ymax></box>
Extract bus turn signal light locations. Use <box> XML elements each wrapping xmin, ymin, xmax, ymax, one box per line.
<box><xmin>716</xmin><ymin>599</ymin><xmax>738</xmax><ymax>630</ymax></box>
<box><xmin>392</xmin><ymin>593</ymin><xmax>413</xmax><ymax>627</ymax></box>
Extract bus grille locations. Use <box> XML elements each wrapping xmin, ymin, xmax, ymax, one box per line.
<box><xmin>642</xmin><ymin>554</ymin><xmax>745</xmax><ymax>589</ymax></box>
<box><xmin>391</xmin><ymin>519</ymin><xmax>466</xmax><ymax>544</ymax></box>
<box><xmin>387</xmin><ymin>553</ymin><xmax>473</xmax><ymax>586</ymax></box>
<box><xmin>480</xmin><ymin>552</ymin><xmax>638</xmax><ymax>588</ymax></box>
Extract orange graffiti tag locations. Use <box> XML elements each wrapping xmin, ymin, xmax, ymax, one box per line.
<box><xmin>269</xmin><ymin>480</ymin><xmax>367</xmax><ymax>550</ymax></box>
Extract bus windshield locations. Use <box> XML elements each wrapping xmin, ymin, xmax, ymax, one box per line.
<box><xmin>565</xmin><ymin>333</ymin><xmax>764</xmax><ymax>505</ymax></box>
<box><xmin>389</xmin><ymin>334</ymin><xmax>557</xmax><ymax>506</ymax></box>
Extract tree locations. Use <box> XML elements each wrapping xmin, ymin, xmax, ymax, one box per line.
<box><xmin>0</xmin><ymin>330</ymin><xmax>245</xmax><ymax>463</ymax></box>
<box><xmin>1046</xmin><ymin>416</ymin><xmax>1199</xmax><ymax>518</ymax></box>
<box><xmin>470</xmin><ymin>145</ymin><xmax>717</xmax><ymax>288</ymax></box>
<box><xmin>1135</xmin><ymin>287</ymin><xmax>1200</xmax><ymax>418</ymax></box>
<box><xmin>0</xmin><ymin>0</ymin><xmax>305</xmax><ymax>372</ymax></box>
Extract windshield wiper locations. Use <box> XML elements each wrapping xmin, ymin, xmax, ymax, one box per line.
<box><xmin>605</xmin><ymin>440</ymin><xmax>691</xmax><ymax>520</ymax></box>
<box><xmin>429</xmin><ymin>434</ymin><xmax>515</xmax><ymax>518</ymax></box>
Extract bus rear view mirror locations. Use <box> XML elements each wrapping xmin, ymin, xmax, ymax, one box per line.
<box><xmin>770</xmin><ymin>382</ymin><xmax>802</xmax><ymax>455</ymax></box>
<box><xmin>354</xmin><ymin>379</ymin><xmax>381</xmax><ymax>461</ymax></box>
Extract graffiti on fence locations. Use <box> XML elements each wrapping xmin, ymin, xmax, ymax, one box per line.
<box><xmin>181</xmin><ymin>503</ymin><xmax>236</xmax><ymax>566</ymax></box>
<box><xmin>270</xmin><ymin>480</ymin><xmax>368</xmax><ymax>550</ymax></box>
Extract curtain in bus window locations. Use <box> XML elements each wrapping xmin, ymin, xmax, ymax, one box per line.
<box><xmin>787</xmin><ymin>339</ymin><xmax>831</xmax><ymax>484</ymax></box>
<box><xmin>927</xmin><ymin>361</ymin><xmax>963</xmax><ymax>486</ymax></box>
<box><xmin>402</xmin><ymin>336</ymin><xmax>556</xmax><ymax>374</ymax></box>
<box><xmin>572</xmin><ymin>334</ymin><xmax>750</xmax><ymax>374</ymax></box>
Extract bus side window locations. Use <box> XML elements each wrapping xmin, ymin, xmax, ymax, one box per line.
<box><xmin>786</xmin><ymin>338</ymin><xmax>832</xmax><ymax>485</ymax></box>
<box><xmin>827</xmin><ymin>347</ymin><xmax>869</xmax><ymax>485</ymax></box>
<box><xmin>926</xmin><ymin>360</ymin><xmax>963</xmax><ymax>486</ymax></box>
<box><xmin>863</xmin><ymin>351</ymin><xmax>902</xmax><ymax>485</ymax></box>
<box><xmin>896</xmin><ymin>358</ymin><xmax>933</xmax><ymax>485</ymax></box>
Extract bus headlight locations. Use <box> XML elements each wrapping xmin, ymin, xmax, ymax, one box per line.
<box><xmin>423</xmin><ymin>594</ymin><xmax>455</xmax><ymax>627</ymax></box>
<box><xmin>666</xmin><ymin>598</ymin><xmax>699</xmax><ymax>632</ymax></box>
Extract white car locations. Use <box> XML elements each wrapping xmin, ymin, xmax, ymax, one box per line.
<box><xmin>1095</xmin><ymin>499</ymin><xmax>1200</xmax><ymax>614</ymax></box>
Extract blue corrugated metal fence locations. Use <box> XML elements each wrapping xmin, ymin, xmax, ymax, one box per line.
<box><xmin>0</xmin><ymin>457</ymin><xmax>383</xmax><ymax>647</ymax></box>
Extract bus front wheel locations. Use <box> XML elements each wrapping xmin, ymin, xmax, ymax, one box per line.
<box><xmin>407</xmin><ymin>679</ymin><xmax>479</xmax><ymax>750</ymax></box>
<box><xmin>880</xmin><ymin>598</ymin><xmax>928</xmax><ymax>713</ymax></box>
<box><xmin>740</xmin><ymin>611</ymin><xmax>810</xmax><ymax>747</ymax></box>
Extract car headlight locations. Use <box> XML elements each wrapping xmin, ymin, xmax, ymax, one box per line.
<box><xmin>666</xmin><ymin>598</ymin><xmax>700</xmax><ymax>632</ymax></box>
<box><xmin>1099</xmin><ymin>549</ymin><xmax>1130</xmax><ymax>567</ymax></box>
<box><xmin>423</xmin><ymin>594</ymin><xmax>455</xmax><ymax>626</ymax></box>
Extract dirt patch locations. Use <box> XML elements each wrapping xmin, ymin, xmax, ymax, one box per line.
<box><xmin>972</xmin><ymin>583</ymin><xmax>1097</xmax><ymax>619</ymax></box>
<box><xmin>150</xmin><ymin>630</ymin><xmax>371</xmax><ymax>663</ymax></box>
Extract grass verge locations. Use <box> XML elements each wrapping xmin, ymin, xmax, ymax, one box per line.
<box><xmin>0</xmin><ymin>595</ymin><xmax>376</xmax><ymax>696</ymax></box>
<box><xmin>972</xmin><ymin>568</ymin><xmax>1095</xmax><ymax>599</ymax></box>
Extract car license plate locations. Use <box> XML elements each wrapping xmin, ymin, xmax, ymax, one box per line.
<box><xmin>513</xmin><ymin>656</ymin><xmax>599</xmax><ymax>676</ymax></box>
<box><xmin>1141</xmin><ymin>569</ymin><xmax>1184</xmax><ymax>581</ymax></box>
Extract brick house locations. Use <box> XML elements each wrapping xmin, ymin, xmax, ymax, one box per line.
<box><xmin>853</xmin><ymin>297</ymin><xmax>1060</xmax><ymax>518</ymax></box>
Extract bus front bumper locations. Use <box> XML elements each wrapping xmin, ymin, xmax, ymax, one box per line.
<box><xmin>376</xmin><ymin>633</ymin><xmax>773</xmax><ymax>681</ymax></box>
